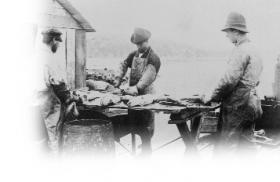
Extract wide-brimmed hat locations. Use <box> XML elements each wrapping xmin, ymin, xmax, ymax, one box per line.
<box><xmin>221</xmin><ymin>12</ymin><xmax>249</xmax><ymax>33</ymax></box>
<box><xmin>130</xmin><ymin>27</ymin><xmax>151</xmax><ymax>44</ymax></box>
<box><xmin>41</xmin><ymin>28</ymin><xmax>62</xmax><ymax>42</ymax></box>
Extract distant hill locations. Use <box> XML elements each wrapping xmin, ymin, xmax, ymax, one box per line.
<box><xmin>87</xmin><ymin>33</ymin><xmax>228</xmax><ymax>61</ymax></box>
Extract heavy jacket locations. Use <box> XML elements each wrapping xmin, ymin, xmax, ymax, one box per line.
<box><xmin>208</xmin><ymin>38</ymin><xmax>263</xmax><ymax>146</ymax></box>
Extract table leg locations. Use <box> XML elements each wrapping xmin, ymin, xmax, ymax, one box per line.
<box><xmin>176</xmin><ymin>121</ymin><xmax>198</xmax><ymax>153</ymax></box>
<box><xmin>190</xmin><ymin>115</ymin><xmax>203</xmax><ymax>143</ymax></box>
<box><xmin>131</xmin><ymin>133</ymin><xmax>136</xmax><ymax>155</ymax></box>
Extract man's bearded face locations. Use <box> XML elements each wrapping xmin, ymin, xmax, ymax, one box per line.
<box><xmin>51</xmin><ymin>40</ymin><xmax>60</xmax><ymax>53</ymax></box>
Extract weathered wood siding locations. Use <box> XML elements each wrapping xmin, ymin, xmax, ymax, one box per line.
<box><xmin>34</xmin><ymin>0</ymin><xmax>91</xmax><ymax>88</ymax></box>
<box><xmin>75</xmin><ymin>30</ymin><xmax>87</xmax><ymax>88</ymax></box>
<box><xmin>38</xmin><ymin>0</ymin><xmax>82</xmax><ymax>29</ymax></box>
<box><xmin>66</xmin><ymin>29</ymin><xmax>76</xmax><ymax>89</ymax></box>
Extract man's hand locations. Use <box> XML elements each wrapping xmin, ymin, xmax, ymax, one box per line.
<box><xmin>70</xmin><ymin>94</ymin><xmax>82</xmax><ymax>104</ymax></box>
<box><xmin>123</xmin><ymin>86</ymin><xmax>138</xmax><ymax>96</ymax></box>
<box><xmin>65</xmin><ymin>102</ymin><xmax>79</xmax><ymax>118</ymax></box>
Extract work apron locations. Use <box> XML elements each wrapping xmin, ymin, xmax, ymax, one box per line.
<box><xmin>129</xmin><ymin>50</ymin><xmax>155</xmax><ymax>94</ymax></box>
<box><xmin>128</xmin><ymin>50</ymin><xmax>155</xmax><ymax>137</ymax></box>
<box><xmin>216</xmin><ymin>83</ymin><xmax>262</xmax><ymax>152</ymax></box>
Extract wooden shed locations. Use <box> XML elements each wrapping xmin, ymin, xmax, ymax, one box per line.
<box><xmin>34</xmin><ymin>0</ymin><xmax>95</xmax><ymax>89</ymax></box>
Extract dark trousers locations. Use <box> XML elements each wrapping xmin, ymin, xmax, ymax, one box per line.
<box><xmin>214</xmin><ymin>106</ymin><xmax>257</xmax><ymax>155</ymax></box>
<box><xmin>112</xmin><ymin>109</ymin><xmax>154</xmax><ymax>154</ymax></box>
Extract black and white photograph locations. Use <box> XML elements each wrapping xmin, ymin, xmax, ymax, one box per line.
<box><xmin>2</xmin><ymin>0</ymin><xmax>280</xmax><ymax>181</ymax></box>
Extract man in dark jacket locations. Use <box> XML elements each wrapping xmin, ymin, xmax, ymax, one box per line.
<box><xmin>200</xmin><ymin>12</ymin><xmax>263</xmax><ymax>155</ymax></box>
<box><xmin>114</xmin><ymin>27</ymin><xmax>161</xmax><ymax>154</ymax></box>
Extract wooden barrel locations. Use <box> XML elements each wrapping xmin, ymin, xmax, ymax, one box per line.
<box><xmin>61</xmin><ymin>117</ymin><xmax>115</xmax><ymax>155</ymax></box>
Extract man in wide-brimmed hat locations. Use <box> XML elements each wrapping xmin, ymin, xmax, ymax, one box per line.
<box><xmin>114</xmin><ymin>27</ymin><xmax>161</xmax><ymax>154</ymax></box>
<box><xmin>200</xmin><ymin>12</ymin><xmax>263</xmax><ymax>155</ymax></box>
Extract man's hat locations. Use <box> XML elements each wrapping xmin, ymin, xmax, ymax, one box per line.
<box><xmin>41</xmin><ymin>28</ymin><xmax>62</xmax><ymax>42</ymax></box>
<box><xmin>221</xmin><ymin>12</ymin><xmax>249</xmax><ymax>33</ymax></box>
<box><xmin>130</xmin><ymin>27</ymin><xmax>151</xmax><ymax>44</ymax></box>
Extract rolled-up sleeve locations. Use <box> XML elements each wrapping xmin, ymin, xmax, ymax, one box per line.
<box><xmin>136</xmin><ymin>53</ymin><xmax>161</xmax><ymax>92</ymax></box>
<box><xmin>116</xmin><ymin>51</ymin><xmax>135</xmax><ymax>80</ymax></box>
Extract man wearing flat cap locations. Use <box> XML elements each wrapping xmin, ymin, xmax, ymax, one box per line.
<box><xmin>114</xmin><ymin>27</ymin><xmax>161</xmax><ymax>154</ymax></box>
<box><xmin>36</xmin><ymin>28</ymin><xmax>79</xmax><ymax>153</ymax></box>
<box><xmin>200</xmin><ymin>12</ymin><xmax>263</xmax><ymax>154</ymax></box>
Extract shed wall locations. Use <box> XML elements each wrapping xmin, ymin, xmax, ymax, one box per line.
<box><xmin>38</xmin><ymin>0</ymin><xmax>82</xmax><ymax>29</ymax></box>
<box><xmin>34</xmin><ymin>0</ymin><xmax>90</xmax><ymax>89</ymax></box>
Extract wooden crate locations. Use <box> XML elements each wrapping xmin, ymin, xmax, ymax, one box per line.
<box><xmin>200</xmin><ymin>112</ymin><xmax>219</xmax><ymax>133</ymax></box>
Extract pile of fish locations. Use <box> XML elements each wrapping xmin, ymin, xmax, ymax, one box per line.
<box><xmin>74</xmin><ymin>79</ymin><xmax>206</xmax><ymax>108</ymax></box>
<box><xmin>86</xmin><ymin>80</ymin><xmax>115</xmax><ymax>92</ymax></box>
<box><xmin>74</xmin><ymin>88</ymin><xmax>205</xmax><ymax>109</ymax></box>
<box><xmin>73</xmin><ymin>88</ymin><xmax>156</xmax><ymax>107</ymax></box>
<box><xmin>86</xmin><ymin>68</ymin><xmax>128</xmax><ymax>86</ymax></box>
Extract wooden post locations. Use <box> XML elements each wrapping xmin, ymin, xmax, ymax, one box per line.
<box><xmin>66</xmin><ymin>29</ymin><xmax>76</xmax><ymax>89</ymax></box>
<box><xmin>131</xmin><ymin>133</ymin><xmax>136</xmax><ymax>155</ymax></box>
<box><xmin>274</xmin><ymin>60</ymin><xmax>280</xmax><ymax>100</ymax></box>
<box><xmin>176</xmin><ymin>121</ymin><xmax>198</xmax><ymax>153</ymax></box>
<box><xmin>75</xmin><ymin>29</ymin><xmax>86</xmax><ymax>88</ymax></box>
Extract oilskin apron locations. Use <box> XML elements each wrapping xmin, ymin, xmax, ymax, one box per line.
<box><xmin>128</xmin><ymin>49</ymin><xmax>155</xmax><ymax>138</ymax></box>
<box><xmin>217</xmin><ymin>82</ymin><xmax>262</xmax><ymax>152</ymax></box>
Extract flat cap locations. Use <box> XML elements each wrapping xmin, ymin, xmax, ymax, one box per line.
<box><xmin>130</xmin><ymin>27</ymin><xmax>151</xmax><ymax>44</ymax></box>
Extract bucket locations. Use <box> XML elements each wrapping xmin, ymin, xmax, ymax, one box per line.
<box><xmin>61</xmin><ymin>110</ymin><xmax>115</xmax><ymax>155</ymax></box>
<box><xmin>255</xmin><ymin>99</ymin><xmax>280</xmax><ymax>134</ymax></box>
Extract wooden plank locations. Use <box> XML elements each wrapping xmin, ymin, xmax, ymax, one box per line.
<box><xmin>44</xmin><ymin>0</ymin><xmax>68</xmax><ymax>16</ymax></box>
<box><xmin>41</xmin><ymin>0</ymin><xmax>95</xmax><ymax>32</ymax></box>
<box><xmin>46</xmin><ymin>6</ymin><xmax>68</xmax><ymax>16</ymax></box>
<box><xmin>44</xmin><ymin>0</ymin><xmax>63</xmax><ymax>8</ymax></box>
<box><xmin>75</xmin><ymin>30</ymin><xmax>87</xmax><ymax>88</ymax></box>
<box><xmin>82</xmin><ymin>102</ymin><xmax>219</xmax><ymax>115</ymax></box>
<box><xmin>38</xmin><ymin>13</ymin><xmax>82</xmax><ymax>29</ymax></box>
<box><xmin>176</xmin><ymin>122</ymin><xmax>198</xmax><ymax>153</ymax></box>
<box><xmin>66</xmin><ymin>29</ymin><xmax>76</xmax><ymax>89</ymax></box>
<box><xmin>108</xmin><ymin>104</ymin><xmax>216</xmax><ymax>113</ymax></box>
<box><xmin>56</xmin><ymin>0</ymin><xmax>95</xmax><ymax>32</ymax></box>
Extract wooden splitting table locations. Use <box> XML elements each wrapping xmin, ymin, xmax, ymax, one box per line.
<box><xmin>80</xmin><ymin>102</ymin><xmax>219</xmax><ymax>154</ymax></box>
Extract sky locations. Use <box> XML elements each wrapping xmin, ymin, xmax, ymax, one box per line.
<box><xmin>68</xmin><ymin>0</ymin><xmax>280</xmax><ymax>52</ymax></box>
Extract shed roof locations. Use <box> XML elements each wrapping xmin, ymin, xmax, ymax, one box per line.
<box><xmin>56</xmin><ymin>0</ymin><xmax>95</xmax><ymax>32</ymax></box>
